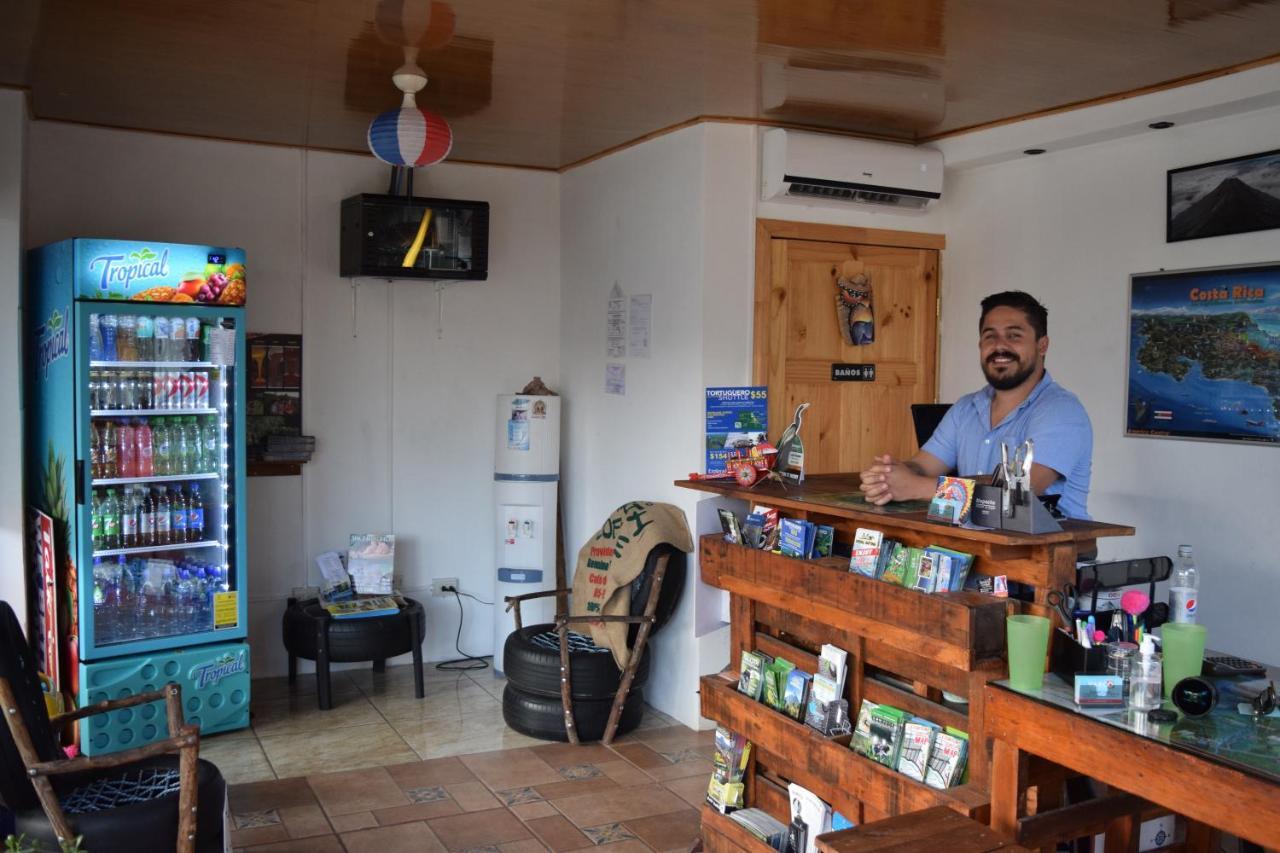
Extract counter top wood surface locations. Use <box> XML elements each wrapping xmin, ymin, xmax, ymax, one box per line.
<box><xmin>675</xmin><ymin>474</ymin><xmax>1134</xmax><ymax>548</ymax></box>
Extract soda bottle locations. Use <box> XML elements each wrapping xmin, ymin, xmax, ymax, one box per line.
<box><xmin>140</xmin><ymin>487</ymin><xmax>156</xmax><ymax>547</ymax></box>
<box><xmin>91</xmin><ymin>492</ymin><xmax>103</xmax><ymax>550</ymax></box>
<box><xmin>101</xmin><ymin>314</ymin><xmax>118</xmax><ymax>361</ymax></box>
<box><xmin>89</xmin><ymin>314</ymin><xmax>104</xmax><ymax>361</ymax></box>
<box><xmin>135</xmin><ymin>419</ymin><xmax>154</xmax><ymax>477</ymax></box>
<box><xmin>154</xmin><ymin>487</ymin><xmax>172</xmax><ymax>545</ymax></box>
<box><xmin>186</xmin><ymin>318</ymin><xmax>202</xmax><ymax>362</ymax></box>
<box><xmin>153</xmin><ymin>418</ymin><xmax>171</xmax><ymax>476</ymax></box>
<box><xmin>89</xmin><ymin>422</ymin><xmax>102</xmax><ymax>479</ymax></box>
<box><xmin>188</xmin><ymin>484</ymin><xmax>205</xmax><ymax>542</ymax></box>
<box><xmin>154</xmin><ymin>316</ymin><xmax>171</xmax><ymax>363</ymax></box>
<box><xmin>1169</xmin><ymin>545</ymin><xmax>1200</xmax><ymax>624</ymax></box>
<box><xmin>170</xmin><ymin>486</ymin><xmax>189</xmax><ymax>543</ymax></box>
<box><xmin>102</xmin><ymin>422</ymin><xmax>119</xmax><ymax>479</ymax></box>
<box><xmin>171</xmin><ymin>319</ymin><xmax>187</xmax><ymax>364</ymax></box>
<box><xmin>101</xmin><ymin>489</ymin><xmax>121</xmax><ymax>550</ymax></box>
<box><xmin>120</xmin><ymin>487</ymin><xmax>138</xmax><ymax>548</ymax></box>
<box><xmin>183</xmin><ymin>417</ymin><xmax>200</xmax><ymax>474</ymax></box>
<box><xmin>117</xmin><ymin>419</ymin><xmax>136</xmax><ymax>479</ymax></box>
<box><xmin>201</xmin><ymin>417</ymin><xmax>219</xmax><ymax>472</ymax></box>
<box><xmin>118</xmin><ymin>315</ymin><xmax>137</xmax><ymax>361</ymax></box>
<box><xmin>173</xmin><ymin>418</ymin><xmax>189</xmax><ymax>474</ymax></box>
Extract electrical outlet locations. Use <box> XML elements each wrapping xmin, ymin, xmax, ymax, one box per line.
<box><xmin>431</xmin><ymin>577</ymin><xmax>459</xmax><ymax>597</ymax></box>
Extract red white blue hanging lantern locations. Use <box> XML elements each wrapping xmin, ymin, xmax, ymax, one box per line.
<box><xmin>367</xmin><ymin>58</ymin><xmax>453</xmax><ymax>168</ymax></box>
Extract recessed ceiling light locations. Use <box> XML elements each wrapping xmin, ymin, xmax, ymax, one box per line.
<box><xmin>1148</xmin><ymin>121</ymin><xmax>1175</xmax><ymax>130</ymax></box>
<box><xmin>1023</xmin><ymin>148</ymin><xmax>1046</xmax><ymax>155</ymax></box>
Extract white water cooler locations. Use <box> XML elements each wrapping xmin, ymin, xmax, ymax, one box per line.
<box><xmin>493</xmin><ymin>394</ymin><xmax>560</xmax><ymax>673</ymax></box>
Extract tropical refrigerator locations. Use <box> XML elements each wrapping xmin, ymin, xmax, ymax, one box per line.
<box><xmin>24</xmin><ymin>239</ymin><xmax>250</xmax><ymax>755</ymax></box>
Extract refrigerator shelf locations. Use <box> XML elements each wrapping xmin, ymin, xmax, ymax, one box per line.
<box><xmin>93</xmin><ymin>539</ymin><xmax>223</xmax><ymax>558</ymax></box>
<box><xmin>91</xmin><ymin>408</ymin><xmax>218</xmax><ymax>417</ymax></box>
<box><xmin>93</xmin><ymin>472</ymin><xmax>220</xmax><ymax>487</ymax></box>
<box><xmin>91</xmin><ymin>361</ymin><xmax>217</xmax><ymax>369</ymax></box>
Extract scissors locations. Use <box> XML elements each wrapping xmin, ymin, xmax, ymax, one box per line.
<box><xmin>1045</xmin><ymin>583</ymin><xmax>1078</xmax><ymax>626</ymax></box>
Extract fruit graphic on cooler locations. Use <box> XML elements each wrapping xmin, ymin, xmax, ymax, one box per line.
<box><xmin>178</xmin><ymin>274</ymin><xmax>205</xmax><ymax>299</ymax></box>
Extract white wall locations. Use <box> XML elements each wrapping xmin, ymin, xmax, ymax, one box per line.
<box><xmin>0</xmin><ymin>90</ymin><xmax>26</xmax><ymax>627</ymax></box>
<box><xmin>24</xmin><ymin>121</ymin><xmax>561</xmax><ymax>675</ymax></box>
<box><xmin>940</xmin><ymin>103</ymin><xmax>1280</xmax><ymax>663</ymax></box>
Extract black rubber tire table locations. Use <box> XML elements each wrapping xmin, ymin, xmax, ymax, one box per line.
<box><xmin>282</xmin><ymin>597</ymin><xmax>426</xmax><ymax>710</ymax></box>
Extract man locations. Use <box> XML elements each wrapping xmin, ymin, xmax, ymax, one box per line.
<box><xmin>859</xmin><ymin>291</ymin><xmax>1093</xmax><ymax>519</ymax></box>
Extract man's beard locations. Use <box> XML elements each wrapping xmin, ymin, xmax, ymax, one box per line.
<box><xmin>983</xmin><ymin>352</ymin><xmax>1037</xmax><ymax>391</ymax></box>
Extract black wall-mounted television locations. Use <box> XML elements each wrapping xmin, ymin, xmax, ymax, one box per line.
<box><xmin>340</xmin><ymin>193</ymin><xmax>489</xmax><ymax>280</ymax></box>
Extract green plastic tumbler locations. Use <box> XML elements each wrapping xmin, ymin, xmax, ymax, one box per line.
<box><xmin>1161</xmin><ymin>623</ymin><xmax>1207</xmax><ymax>700</ymax></box>
<box><xmin>1006</xmin><ymin>614</ymin><xmax>1051</xmax><ymax>691</ymax></box>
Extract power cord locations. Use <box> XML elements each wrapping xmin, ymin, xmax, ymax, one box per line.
<box><xmin>435</xmin><ymin>586</ymin><xmax>494</xmax><ymax>672</ymax></box>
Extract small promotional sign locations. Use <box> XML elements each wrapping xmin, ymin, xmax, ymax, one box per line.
<box><xmin>831</xmin><ymin>363</ymin><xmax>876</xmax><ymax>382</ymax></box>
<box><xmin>705</xmin><ymin>387</ymin><xmax>768</xmax><ymax>474</ymax></box>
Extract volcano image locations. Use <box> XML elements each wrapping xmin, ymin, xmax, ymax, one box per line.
<box><xmin>1170</xmin><ymin>176</ymin><xmax>1280</xmax><ymax>241</ymax></box>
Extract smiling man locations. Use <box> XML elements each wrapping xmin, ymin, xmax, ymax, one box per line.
<box><xmin>859</xmin><ymin>291</ymin><xmax>1094</xmax><ymax>519</ymax></box>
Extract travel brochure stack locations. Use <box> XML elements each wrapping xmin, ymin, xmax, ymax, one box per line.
<box><xmin>707</xmin><ymin>726</ymin><xmax>752</xmax><ymax>813</ymax></box>
<box><xmin>718</xmin><ymin>507</ymin><xmax>980</xmax><ymax>596</ymax></box>
<box><xmin>313</xmin><ymin>535</ymin><xmax>401</xmax><ymax>619</ymax></box>
<box><xmin>738</xmin><ymin>644</ymin><xmax>850</xmax><ymax>738</ymax></box>
<box><xmin>849</xmin><ymin>527</ymin><xmax>975</xmax><ymax>594</ymax></box>
<box><xmin>851</xmin><ymin>698</ymin><xmax>969</xmax><ymax>790</ymax></box>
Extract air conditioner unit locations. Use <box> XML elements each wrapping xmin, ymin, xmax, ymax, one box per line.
<box><xmin>761</xmin><ymin>128</ymin><xmax>943</xmax><ymax>211</ymax></box>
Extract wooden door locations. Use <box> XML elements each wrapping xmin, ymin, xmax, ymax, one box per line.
<box><xmin>753</xmin><ymin>220</ymin><xmax>942</xmax><ymax>475</ymax></box>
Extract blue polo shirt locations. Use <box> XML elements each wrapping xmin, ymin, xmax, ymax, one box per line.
<box><xmin>922</xmin><ymin>371</ymin><xmax>1093</xmax><ymax>519</ymax></box>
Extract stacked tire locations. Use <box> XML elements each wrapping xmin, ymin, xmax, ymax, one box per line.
<box><xmin>500</xmin><ymin>624</ymin><xmax>650</xmax><ymax>742</ymax></box>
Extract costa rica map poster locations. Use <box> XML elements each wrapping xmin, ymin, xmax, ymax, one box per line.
<box><xmin>1127</xmin><ymin>263</ymin><xmax>1280</xmax><ymax>445</ymax></box>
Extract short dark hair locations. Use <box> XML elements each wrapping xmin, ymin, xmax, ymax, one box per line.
<box><xmin>980</xmin><ymin>291</ymin><xmax>1048</xmax><ymax>338</ymax></box>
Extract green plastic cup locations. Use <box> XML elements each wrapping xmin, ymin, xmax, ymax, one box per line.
<box><xmin>1006</xmin><ymin>614</ymin><xmax>1051</xmax><ymax>691</ymax></box>
<box><xmin>1161</xmin><ymin>623</ymin><xmax>1207</xmax><ymax>699</ymax></box>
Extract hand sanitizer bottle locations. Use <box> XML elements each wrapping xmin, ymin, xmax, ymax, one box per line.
<box><xmin>1129</xmin><ymin>635</ymin><xmax>1162</xmax><ymax>711</ymax></box>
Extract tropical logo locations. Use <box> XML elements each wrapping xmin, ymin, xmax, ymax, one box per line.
<box><xmin>188</xmin><ymin>648</ymin><xmax>248</xmax><ymax>690</ymax></box>
<box><xmin>35</xmin><ymin>306</ymin><xmax>70</xmax><ymax>378</ymax></box>
<box><xmin>87</xmin><ymin>246</ymin><xmax>171</xmax><ymax>292</ymax></box>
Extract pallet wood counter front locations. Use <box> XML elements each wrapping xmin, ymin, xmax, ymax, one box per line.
<box><xmin>680</xmin><ymin>473</ymin><xmax>1134</xmax><ymax>840</ymax></box>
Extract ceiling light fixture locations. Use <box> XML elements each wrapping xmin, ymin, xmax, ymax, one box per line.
<box><xmin>1023</xmin><ymin>148</ymin><xmax>1046</xmax><ymax>155</ymax></box>
<box><xmin>1148</xmin><ymin>121</ymin><xmax>1176</xmax><ymax>129</ymax></box>
<box><xmin>367</xmin><ymin>1</ymin><xmax>455</xmax><ymax>171</ymax></box>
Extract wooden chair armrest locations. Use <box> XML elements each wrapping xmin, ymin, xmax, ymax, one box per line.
<box><xmin>28</xmin><ymin>725</ymin><xmax>200</xmax><ymax>777</ymax></box>
<box><xmin>49</xmin><ymin>684</ymin><xmax>178</xmax><ymax>726</ymax></box>
<box><xmin>504</xmin><ymin>588</ymin><xmax>572</xmax><ymax>610</ymax></box>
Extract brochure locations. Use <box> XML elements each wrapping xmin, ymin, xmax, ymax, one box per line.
<box><xmin>348</xmin><ymin>533</ymin><xmax>395</xmax><ymax>594</ymax></box>
<box><xmin>323</xmin><ymin>595</ymin><xmax>400</xmax><ymax>619</ymax></box>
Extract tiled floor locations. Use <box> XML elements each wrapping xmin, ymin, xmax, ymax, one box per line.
<box><xmin>214</xmin><ymin>663</ymin><xmax>710</xmax><ymax>852</ymax></box>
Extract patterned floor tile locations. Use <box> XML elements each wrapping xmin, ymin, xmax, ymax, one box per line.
<box><xmin>558</xmin><ymin>764</ymin><xmax>603</xmax><ymax>781</ymax></box>
<box><xmin>581</xmin><ymin>823</ymin><xmax>639</xmax><ymax>846</ymax></box>
<box><xmin>408</xmin><ymin>785</ymin><xmax>452</xmax><ymax>803</ymax></box>
<box><xmin>458</xmin><ymin>846</ymin><xmax>503</xmax><ymax>853</ymax></box>
<box><xmin>497</xmin><ymin>786</ymin><xmax>546</xmax><ymax>806</ymax></box>
<box><xmin>233</xmin><ymin>808</ymin><xmax>282</xmax><ymax>829</ymax></box>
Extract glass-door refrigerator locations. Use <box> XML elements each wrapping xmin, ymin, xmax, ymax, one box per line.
<box><xmin>24</xmin><ymin>238</ymin><xmax>250</xmax><ymax>755</ymax></box>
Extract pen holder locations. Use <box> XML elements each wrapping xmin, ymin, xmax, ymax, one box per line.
<box><xmin>1050</xmin><ymin>629</ymin><xmax>1109</xmax><ymax>681</ymax></box>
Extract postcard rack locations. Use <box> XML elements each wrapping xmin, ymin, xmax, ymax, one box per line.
<box><xmin>678</xmin><ymin>474</ymin><xmax>1134</xmax><ymax>844</ymax></box>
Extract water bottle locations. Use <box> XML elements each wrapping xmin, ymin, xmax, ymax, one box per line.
<box><xmin>183</xmin><ymin>417</ymin><xmax>200</xmax><ymax>475</ymax></box>
<box><xmin>101</xmin><ymin>314</ymin><xmax>118</xmax><ymax>361</ymax></box>
<box><xmin>154</xmin><ymin>316</ymin><xmax>171</xmax><ymax>362</ymax></box>
<box><xmin>176</xmin><ymin>569</ymin><xmax>195</xmax><ymax>634</ymax></box>
<box><xmin>173</xmin><ymin>419</ymin><xmax>190</xmax><ymax>474</ymax></box>
<box><xmin>1128</xmin><ymin>635</ymin><xmax>1162</xmax><ymax>710</ymax></box>
<box><xmin>89</xmin><ymin>314</ymin><xmax>104</xmax><ymax>361</ymax></box>
<box><xmin>1169</xmin><ymin>545</ymin><xmax>1199</xmax><ymax>624</ymax></box>
<box><xmin>137</xmin><ymin>315</ymin><xmax>155</xmax><ymax>362</ymax></box>
<box><xmin>201</xmin><ymin>418</ymin><xmax>220</xmax><ymax>472</ymax></box>
<box><xmin>153</xmin><ymin>419</ymin><xmax>171</xmax><ymax>476</ymax></box>
<box><xmin>160</xmin><ymin>564</ymin><xmax>178</xmax><ymax>634</ymax></box>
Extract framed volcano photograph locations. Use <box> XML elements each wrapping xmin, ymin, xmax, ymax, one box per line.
<box><xmin>1167</xmin><ymin>148</ymin><xmax>1280</xmax><ymax>242</ymax></box>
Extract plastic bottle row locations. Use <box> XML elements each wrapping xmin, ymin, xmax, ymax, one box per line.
<box><xmin>92</xmin><ymin>484</ymin><xmax>208</xmax><ymax>551</ymax></box>
<box><xmin>92</xmin><ymin>417</ymin><xmax>221</xmax><ymax>479</ymax></box>
<box><xmin>90</xmin><ymin>314</ymin><xmax>208</xmax><ymax>363</ymax></box>
<box><xmin>90</xmin><ymin>369</ymin><xmax>210</xmax><ymax>411</ymax></box>
<box><xmin>93</xmin><ymin>556</ymin><xmax>230</xmax><ymax>643</ymax></box>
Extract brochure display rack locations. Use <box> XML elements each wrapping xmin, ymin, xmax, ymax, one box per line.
<box><xmin>677</xmin><ymin>474</ymin><xmax>1134</xmax><ymax>849</ymax></box>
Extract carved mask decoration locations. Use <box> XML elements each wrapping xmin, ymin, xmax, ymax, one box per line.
<box><xmin>836</xmin><ymin>273</ymin><xmax>874</xmax><ymax>346</ymax></box>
